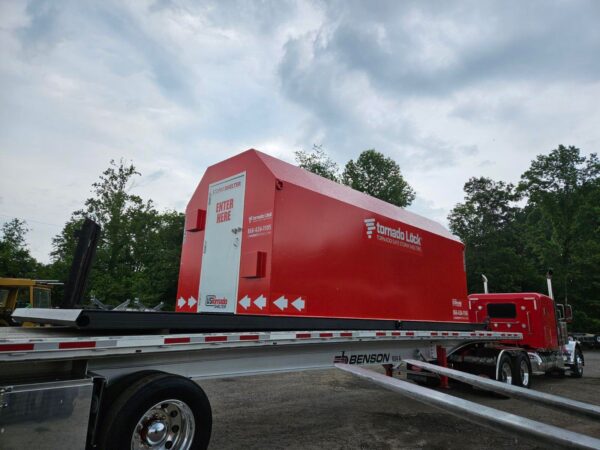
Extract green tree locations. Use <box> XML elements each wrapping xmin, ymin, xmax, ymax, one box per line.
<box><xmin>0</xmin><ymin>218</ymin><xmax>39</xmax><ymax>278</ymax></box>
<box><xmin>342</xmin><ymin>149</ymin><xmax>415</xmax><ymax>207</ymax></box>
<box><xmin>50</xmin><ymin>160</ymin><xmax>184</xmax><ymax>308</ymax></box>
<box><xmin>518</xmin><ymin>145</ymin><xmax>600</xmax><ymax>329</ymax></box>
<box><xmin>449</xmin><ymin>144</ymin><xmax>600</xmax><ymax>331</ymax></box>
<box><xmin>295</xmin><ymin>145</ymin><xmax>340</xmax><ymax>182</ymax></box>
<box><xmin>448</xmin><ymin>177</ymin><xmax>538</xmax><ymax>293</ymax></box>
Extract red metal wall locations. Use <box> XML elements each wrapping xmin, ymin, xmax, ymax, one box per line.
<box><xmin>177</xmin><ymin>149</ymin><xmax>469</xmax><ymax>325</ymax></box>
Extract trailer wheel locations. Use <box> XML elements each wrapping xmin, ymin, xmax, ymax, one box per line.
<box><xmin>497</xmin><ymin>353</ymin><xmax>513</xmax><ymax>384</ymax></box>
<box><xmin>570</xmin><ymin>347</ymin><xmax>584</xmax><ymax>378</ymax></box>
<box><xmin>97</xmin><ymin>372</ymin><xmax>212</xmax><ymax>450</ymax></box>
<box><xmin>513</xmin><ymin>353</ymin><xmax>532</xmax><ymax>388</ymax></box>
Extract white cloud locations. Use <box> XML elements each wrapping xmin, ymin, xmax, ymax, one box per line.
<box><xmin>1</xmin><ymin>0</ymin><xmax>599</xmax><ymax>263</ymax></box>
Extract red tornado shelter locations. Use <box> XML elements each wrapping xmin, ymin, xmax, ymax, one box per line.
<box><xmin>177</xmin><ymin>149</ymin><xmax>469</xmax><ymax>325</ymax></box>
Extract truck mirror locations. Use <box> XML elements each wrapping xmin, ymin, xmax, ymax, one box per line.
<box><xmin>556</xmin><ymin>304</ymin><xmax>564</xmax><ymax>320</ymax></box>
<box><xmin>565</xmin><ymin>305</ymin><xmax>573</xmax><ymax>323</ymax></box>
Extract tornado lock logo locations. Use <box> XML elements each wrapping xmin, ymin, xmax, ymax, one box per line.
<box><xmin>364</xmin><ymin>218</ymin><xmax>376</xmax><ymax>238</ymax></box>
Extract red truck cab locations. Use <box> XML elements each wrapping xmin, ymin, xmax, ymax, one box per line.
<box><xmin>468</xmin><ymin>293</ymin><xmax>568</xmax><ymax>351</ymax></box>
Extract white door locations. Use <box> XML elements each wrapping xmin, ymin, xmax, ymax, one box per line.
<box><xmin>199</xmin><ymin>172</ymin><xmax>246</xmax><ymax>313</ymax></box>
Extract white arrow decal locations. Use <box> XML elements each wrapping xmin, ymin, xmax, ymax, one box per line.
<box><xmin>254</xmin><ymin>295</ymin><xmax>267</xmax><ymax>310</ymax></box>
<box><xmin>292</xmin><ymin>297</ymin><xmax>305</xmax><ymax>311</ymax></box>
<box><xmin>273</xmin><ymin>296</ymin><xmax>288</xmax><ymax>311</ymax></box>
<box><xmin>188</xmin><ymin>297</ymin><xmax>197</xmax><ymax>308</ymax></box>
<box><xmin>177</xmin><ymin>297</ymin><xmax>186</xmax><ymax>308</ymax></box>
<box><xmin>239</xmin><ymin>295</ymin><xmax>251</xmax><ymax>309</ymax></box>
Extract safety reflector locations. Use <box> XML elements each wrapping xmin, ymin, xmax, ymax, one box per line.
<box><xmin>58</xmin><ymin>341</ymin><xmax>96</xmax><ymax>349</ymax></box>
<box><xmin>0</xmin><ymin>343</ymin><xmax>34</xmax><ymax>352</ymax></box>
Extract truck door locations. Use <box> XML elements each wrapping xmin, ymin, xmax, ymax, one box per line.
<box><xmin>198</xmin><ymin>172</ymin><xmax>246</xmax><ymax>314</ymax></box>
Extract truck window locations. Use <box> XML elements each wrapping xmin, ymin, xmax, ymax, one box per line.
<box><xmin>487</xmin><ymin>303</ymin><xmax>517</xmax><ymax>319</ymax></box>
<box><xmin>0</xmin><ymin>289</ymin><xmax>8</xmax><ymax>307</ymax></box>
<box><xmin>16</xmin><ymin>288</ymin><xmax>30</xmax><ymax>308</ymax></box>
<box><xmin>33</xmin><ymin>288</ymin><xmax>51</xmax><ymax>308</ymax></box>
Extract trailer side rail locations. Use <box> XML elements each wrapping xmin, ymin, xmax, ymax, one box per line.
<box><xmin>0</xmin><ymin>329</ymin><xmax>522</xmax><ymax>362</ymax></box>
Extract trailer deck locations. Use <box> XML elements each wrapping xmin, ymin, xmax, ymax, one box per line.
<box><xmin>1</xmin><ymin>315</ymin><xmax>596</xmax><ymax>449</ymax></box>
<box><xmin>1</xmin><ymin>326</ymin><xmax>518</xmax><ymax>381</ymax></box>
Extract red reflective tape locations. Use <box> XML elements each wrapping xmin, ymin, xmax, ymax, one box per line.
<box><xmin>0</xmin><ymin>343</ymin><xmax>35</xmax><ymax>352</ymax></box>
<box><xmin>205</xmin><ymin>336</ymin><xmax>227</xmax><ymax>342</ymax></box>
<box><xmin>59</xmin><ymin>341</ymin><xmax>96</xmax><ymax>349</ymax></box>
<box><xmin>340</xmin><ymin>332</ymin><xmax>353</xmax><ymax>337</ymax></box>
<box><xmin>452</xmin><ymin>332</ymin><xmax>459</xmax><ymax>336</ymax></box>
<box><xmin>240</xmin><ymin>334</ymin><xmax>259</xmax><ymax>341</ymax></box>
<box><xmin>376</xmin><ymin>332</ymin><xmax>386</xmax><ymax>336</ymax></box>
<box><xmin>391</xmin><ymin>331</ymin><xmax>400</xmax><ymax>336</ymax></box>
<box><xmin>296</xmin><ymin>333</ymin><xmax>311</xmax><ymax>339</ymax></box>
<box><xmin>405</xmin><ymin>332</ymin><xmax>415</xmax><ymax>336</ymax></box>
<box><xmin>442</xmin><ymin>332</ymin><xmax>449</xmax><ymax>336</ymax></box>
<box><xmin>470</xmin><ymin>333</ymin><xmax>477</xmax><ymax>336</ymax></box>
<box><xmin>164</xmin><ymin>337</ymin><xmax>190</xmax><ymax>345</ymax></box>
<box><xmin>430</xmin><ymin>332</ymin><xmax>439</xmax><ymax>336</ymax></box>
<box><xmin>319</xmin><ymin>333</ymin><xmax>333</xmax><ymax>338</ymax></box>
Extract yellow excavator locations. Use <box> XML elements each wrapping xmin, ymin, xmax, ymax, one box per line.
<box><xmin>0</xmin><ymin>278</ymin><xmax>59</xmax><ymax>326</ymax></box>
<box><xmin>1</xmin><ymin>218</ymin><xmax>101</xmax><ymax>326</ymax></box>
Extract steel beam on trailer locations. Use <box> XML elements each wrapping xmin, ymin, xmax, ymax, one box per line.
<box><xmin>403</xmin><ymin>359</ymin><xmax>600</xmax><ymax>420</ymax></box>
<box><xmin>336</xmin><ymin>364</ymin><xmax>600</xmax><ymax>450</ymax></box>
<box><xmin>9</xmin><ymin>308</ymin><xmax>403</xmax><ymax>331</ymax></box>
<box><xmin>11</xmin><ymin>308</ymin><xmax>489</xmax><ymax>332</ymax></box>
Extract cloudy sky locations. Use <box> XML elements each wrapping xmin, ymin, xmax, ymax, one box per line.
<box><xmin>1</xmin><ymin>0</ymin><xmax>599</xmax><ymax>263</ymax></box>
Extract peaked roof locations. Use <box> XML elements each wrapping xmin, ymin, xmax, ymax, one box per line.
<box><xmin>248</xmin><ymin>149</ymin><xmax>460</xmax><ymax>242</ymax></box>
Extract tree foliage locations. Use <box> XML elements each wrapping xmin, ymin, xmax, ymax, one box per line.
<box><xmin>49</xmin><ymin>160</ymin><xmax>184</xmax><ymax>308</ymax></box>
<box><xmin>296</xmin><ymin>146</ymin><xmax>416</xmax><ymax>208</ymax></box>
<box><xmin>0</xmin><ymin>219</ymin><xmax>39</xmax><ymax>278</ymax></box>
<box><xmin>450</xmin><ymin>145</ymin><xmax>600</xmax><ymax>331</ymax></box>
<box><xmin>295</xmin><ymin>145</ymin><xmax>340</xmax><ymax>182</ymax></box>
<box><xmin>448</xmin><ymin>178</ymin><xmax>538</xmax><ymax>294</ymax></box>
<box><xmin>342</xmin><ymin>149</ymin><xmax>415</xmax><ymax>207</ymax></box>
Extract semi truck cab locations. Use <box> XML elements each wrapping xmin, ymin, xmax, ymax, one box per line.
<box><xmin>467</xmin><ymin>292</ymin><xmax>583</xmax><ymax>378</ymax></box>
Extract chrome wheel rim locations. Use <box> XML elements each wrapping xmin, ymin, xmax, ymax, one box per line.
<box><xmin>519</xmin><ymin>360</ymin><xmax>530</xmax><ymax>387</ymax></box>
<box><xmin>131</xmin><ymin>399</ymin><xmax>195</xmax><ymax>450</ymax></box>
<box><xmin>501</xmin><ymin>361</ymin><xmax>512</xmax><ymax>384</ymax></box>
<box><xmin>575</xmin><ymin>353</ymin><xmax>583</xmax><ymax>375</ymax></box>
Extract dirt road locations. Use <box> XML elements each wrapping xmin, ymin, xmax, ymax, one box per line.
<box><xmin>202</xmin><ymin>350</ymin><xmax>600</xmax><ymax>449</ymax></box>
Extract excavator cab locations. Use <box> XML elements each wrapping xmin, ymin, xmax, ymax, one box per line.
<box><xmin>0</xmin><ymin>278</ymin><xmax>55</xmax><ymax>326</ymax></box>
<box><xmin>1</xmin><ymin>218</ymin><xmax>101</xmax><ymax>326</ymax></box>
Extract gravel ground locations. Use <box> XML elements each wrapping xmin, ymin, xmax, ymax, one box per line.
<box><xmin>202</xmin><ymin>350</ymin><xmax>600</xmax><ymax>449</ymax></box>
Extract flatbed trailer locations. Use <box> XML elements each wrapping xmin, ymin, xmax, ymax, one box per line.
<box><xmin>1</xmin><ymin>314</ymin><xmax>598</xmax><ymax>450</ymax></box>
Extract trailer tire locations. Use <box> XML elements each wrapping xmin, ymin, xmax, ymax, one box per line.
<box><xmin>97</xmin><ymin>372</ymin><xmax>212</xmax><ymax>450</ymax></box>
<box><xmin>497</xmin><ymin>353</ymin><xmax>514</xmax><ymax>385</ymax></box>
<box><xmin>513</xmin><ymin>353</ymin><xmax>532</xmax><ymax>388</ymax></box>
<box><xmin>570</xmin><ymin>347</ymin><xmax>584</xmax><ymax>378</ymax></box>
